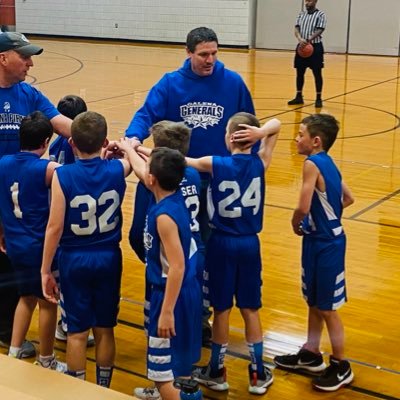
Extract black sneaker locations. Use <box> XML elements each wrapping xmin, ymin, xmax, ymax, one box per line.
<box><xmin>274</xmin><ymin>348</ymin><xmax>326</xmax><ymax>372</ymax></box>
<box><xmin>288</xmin><ymin>96</ymin><xmax>304</xmax><ymax>105</ymax></box>
<box><xmin>248</xmin><ymin>364</ymin><xmax>273</xmax><ymax>395</ymax></box>
<box><xmin>313</xmin><ymin>356</ymin><xmax>354</xmax><ymax>391</ymax></box>
<box><xmin>315</xmin><ymin>98</ymin><xmax>323</xmax><ymax>108</ymax></box>
<box><xmin>192</xmin><ymin>364</ymin><xmax>229</xmax><ymax>391</ymax></box>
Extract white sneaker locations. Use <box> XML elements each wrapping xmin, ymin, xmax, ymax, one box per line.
<box><xmin>133</xmin><ymin>386</ymin><xmax>161</xmax><ymax>400</ymax></box>
<box><xmin>55</xmin><ymin>320</ymin><xmax>95</xmax><ymax>347</ymax></box>
<box><xmin>34</xmin><ymin>355</ymin><xmax>67</xmax><ymax>373</ymax></box>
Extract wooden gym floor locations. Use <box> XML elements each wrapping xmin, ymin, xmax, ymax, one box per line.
<box><xmin>0</xmin><ymin>37</ymin><xmax>399</xmax><ymax>399</ymax></box>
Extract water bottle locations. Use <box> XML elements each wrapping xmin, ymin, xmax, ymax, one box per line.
<box><xmin>174</xmin><ymin>378</ymin><xmax>203</xmax><ymax>400</ymax></box>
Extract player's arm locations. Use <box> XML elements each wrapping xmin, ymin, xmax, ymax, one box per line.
<box><xmin>50</xmin><ymin>114</ymin><xmax>72</xmax><ymax>139</ymax></box>
<box><xmin>157</xmin><ymin>214</ymin><xmax>185</xmax><ymax>339</ymax></box>
<box><xmin>45</xmin><ymin>161</ymin><xmax>60</xmax><ymax>187</ymax></box>
<box><xmin>342</xmin><ymin>181</ymin><xmax>354</xmax><ymax>209</ymax></box>
<box><xmin>232</xmin><ymin>118</ymin><xmax>281</xmax><ymax>155</ymax></box>
<box><xmin>136</xmin><ymin>144</ymin><xmax>152</xmax><ymax>158</ymax></box>
<box><xmin>257</xmin><ymin>119</ymin><xmax>281</xmax><ymax>168</ymax></box>
<box><xmin>186</xmin><ymin>156</ymin><xmax>213</xmax><ymax>174</ymax></box>
<box><xmin>41</xmin><ymin>172</ymin><xmax>65</xmax><ymax>304</ymax></box>
<box><xmin>292</xmin><ymin>160</ymin><xmax>319</xmax><ymax>235</ymax></box>
<box><xmin>112</xmin><ymin>138</ymin><xmax>147</xmax><ymax>181</ymax></box>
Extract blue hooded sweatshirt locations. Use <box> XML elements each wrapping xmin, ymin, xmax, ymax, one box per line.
<box><xmin>125</xmin><ymin>58</ymin><xmax>254</xmax><ymax>158</ymax></box>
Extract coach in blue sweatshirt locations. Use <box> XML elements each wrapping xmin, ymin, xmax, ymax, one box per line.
<box><xmin>126</xmin><ymin>26</ymin><xmax>255</xmax><ymax>235</ymax></box>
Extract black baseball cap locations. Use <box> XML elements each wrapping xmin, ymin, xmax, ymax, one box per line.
<box><xmin>0</xmin><ymin>32</ymin><xmax>43</xmax><ymax>56</ymax></box>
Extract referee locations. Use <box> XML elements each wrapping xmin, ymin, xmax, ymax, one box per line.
<box><xmin>287</xmin><ymin>0</ymin><xmax>326</xmax><ymax>108</ymax></box>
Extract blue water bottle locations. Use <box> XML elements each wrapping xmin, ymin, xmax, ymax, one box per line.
<box><xmin>174</xmin><ymin>378</ymin><xmax>203</xmax><ymax>400</ymax></box>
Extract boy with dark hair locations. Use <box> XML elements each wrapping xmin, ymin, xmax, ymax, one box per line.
<box><xmin>0</xmin><ymin>111</ymin><xmax>65</xmax><ymax>371</ymax></box>
<box><xmin>189</xmin><ymin>113</ymin><xmax>281</xmax><ymax>395</ymax></box>
<box><xmin>274</xmin><ymin>114</ymin><xmax>354</xmax><ymax>391</ymax></box>
<box><xmin>49</xmin><ymin>95</ymin><xmax>87</xmax><ymax>165</ymax></box>
<box><xmin>41</xmin><ymin>111</ymin><xmax>131</xmax><ymax>388</ymax></box>
<box><xmin>114</xmin><ymin>140</ymin><xmax>202</xmax><ymax>400</ymax></box>
<box><xmin>127</xmin><ymin>121</ymin><xmax>203</xmax><ymax>400</ymax></box>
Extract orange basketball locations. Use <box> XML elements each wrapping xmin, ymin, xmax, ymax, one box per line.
<box><xmin>297</xmin><ymin>43</ymin><xmax>314</xmax><ymax>58</ymax></box>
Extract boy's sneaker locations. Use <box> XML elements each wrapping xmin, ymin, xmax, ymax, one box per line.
<box><xmin>34</xmin><ymin>355</ymin><xmax>67</xmax><ymax>373</ymax></box>
<box><xmin>16</xmin><ymin>340</ymin><xmax>36</xmax><ymax>358</ymax></box>
<box><xmin>248</xmin><ymin>364</ymin><xmax>274</xmax><ymax>395</ymax></box>
<box><xmin>274</xmin><ymin>348</ymin><xmax>326</xmax><ymax>372</ymax></box>
<box><xmin>55</xmin><ymin>320</ymin><xmax>95</xmax><ymax>347</ymax></box>
<box><xmin>313</xmin><ymin>356</ymin><xmax>354</xmax><ymax>391</ymax></box>
<box><xmin>192</xmin><ymin>364</ymin><xmax>229</xmax><ymax>391</ymax></box>
<box><xmin>133</xmin><ymin>386</ymin><xmax>161</xmax><ymax>399</ymax></box>
<box><xmin>315</xmin><ymin>98</ymin><xmax>323</xmax><ymax>108</ymax></box>
<box><xmin>55</xmin><ymin>320</ymin><xmax>67</xmax><ymax>341</ymax></box>
<box><xmin>0</xmin><ymin>339</ymin><xmax>36</xmax><ymax>358</ymax></box>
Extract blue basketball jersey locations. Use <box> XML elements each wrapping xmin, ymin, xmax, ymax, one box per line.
<box><xmin>56</xmin><ymin>157</ymin><xmax>126</xmax><ymax>248</ymax></box>
<box><xmin>179</xmin><ymin>166</ymin><xmax>203</xmax><ymax>252</ymax></box>
<box><xmin>131</xmin><ymin>166</ymin><xmax>203</xmax><ymax>262</ymax></box>
<box><xmin>207</xmin><ymin>154</ymin><xmax>265</xmax><ymax>235</ymax></box>
<box><xmin>49</xmin><ymin>136</ymin><xmax>75</xmax><ymax>165</ymax></box>
<box><xmin>301</xmin><ymin>152</ymin><xmax>344</xmax><ymax>239</ymax></box>
<box><xmin>0</xmin><ymin>152</ymin><xmax>50</xmax><ymax>263</ymax></box>
<box><xmin>145</xmin><ymin>190</ymin><xmax>197</xmax><ymax>287</ymax></box>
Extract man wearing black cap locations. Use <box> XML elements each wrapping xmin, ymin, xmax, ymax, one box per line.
<box><xmin>0</xmin><ymin>32</ymin><xmax>72</xmax><ymax>357</ymax></box>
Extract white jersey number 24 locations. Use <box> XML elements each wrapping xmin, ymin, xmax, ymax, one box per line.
<box><xmin>218</xmin><ymin>177</ymin><xmax>261</xmax><ymax>218</ymax></box>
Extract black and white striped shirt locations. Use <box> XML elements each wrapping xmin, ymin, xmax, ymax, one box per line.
<box><xmin>295</xmin><ymin>9</ymin><xmax>326</xmax><ymax>43</ymax></box>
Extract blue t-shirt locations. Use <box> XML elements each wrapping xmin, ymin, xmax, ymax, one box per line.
<box><xmin>56</xmin><ymin>157</ymin><xmax>126</xmax><ymax>248</ymax></box>
<box><xmin>0</xmin><ymin>152</ymin><xmax>50</xmax><ymax>264</ymax></box>
<box><xmin>0</xmin><ymin>82</ymin><xmax>59</xmax><ymax>157</ymax></box>
<box><xmin>207</xmin><ymin>153</ymin><xmax>265</xmax><ymax>235</ymax></box>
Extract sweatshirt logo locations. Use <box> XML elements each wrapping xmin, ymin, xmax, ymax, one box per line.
<box><xmin>180</xmin><ymin>102</ymin><xmax>224</xmax><ymax>129</ymax></box>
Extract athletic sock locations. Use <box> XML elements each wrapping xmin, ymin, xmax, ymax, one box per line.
<box><xmin>66</xmin><ymin>369</ymin><xmax>86</xmax><ymax>380</ymax></box>
<box><xmin>8</xmin><ymin>346</ymin><xmax>22</xmax><ymax>358</ymax></box>
<box><xmin>210</xmin><ymin>342</ymin><xmax>228</xmax><ymax>374</ymax></box>
<box><xmin>96</xmin><ymin>365</ymin><xmax>114</xmax><ymax>387</ymax></box>
<box><xmin>248</xmin><ymin>342</ymin><xmax>264</xmax><ymax>374</ymax></box>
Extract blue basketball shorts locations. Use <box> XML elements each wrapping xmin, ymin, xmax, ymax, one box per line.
<box><xmin>58</xmin><ymin>246</ymin><xmax>122</xmax><ymax>333</ymax></box>
<box><xmin>11</xmin><ymin>247</ymin><xmax>58</xmax><ymax>298</ymax></box>
<box><xmin>146</xmin><ymin>282</ymin><xmax>202</xmax><ymax>381</ymax></box>
<box><xmin>301</xmin><ymin>235</ymin><xmax>347</xmax><ymax>311</ymax></box>
<box><xmin>204</xmin><ymin>231</ymin><xmax>262</xmax><ymax>311</ymax></box>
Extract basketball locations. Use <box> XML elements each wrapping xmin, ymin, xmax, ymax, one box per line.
<box><xmin>297</xmin><ymin>43</ymin><xmax>314</xmax><ymax>58</ymax></box>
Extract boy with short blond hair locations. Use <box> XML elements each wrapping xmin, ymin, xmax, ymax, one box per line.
<box><xmin>189</xmin><ymin>112</ymin><xmax>280</xmax><ymax>395</ymax></box>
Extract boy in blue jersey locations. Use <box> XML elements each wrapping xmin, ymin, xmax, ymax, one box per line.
<box><xmin>0</xmin><ymin>111</ymin><xmax>65</xmax><ymax>371</ymax></box>
<box><xmin>113</xmin><ymin>141</ymin><xmax>202</xmax><ymax>400</ymax></box>
<box><xmin>188</xmin><ymin>112</ymin><xmax>281</xmax><ymax>395</ymax></box>
<box><xmin>274</xmin><ymin>114</ymin><xmax>354</xmax><ymax>391</ymax></box>
<box><xmin>129</xmin><ymin>121</ymin><xmax>203</xmax><ymax>281</ymax></box>
<box><xmin>41</xmin><ymin>111</ymin><xmax>131</xmax><ymax>387</ymax></box>
<box><xmin>127</xmin><ymin>121</ymin><xmax>203</xmax><ymax>400</ymax></box>
<box><xmin>47</xmin><ymin>94</ymin><xmax>95</xmax><ymax>347</ymax></box>
<box><xmin>49</xmin><ymin>95</ymin><xmax>87</xmax><ymax>165</ymax></box>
